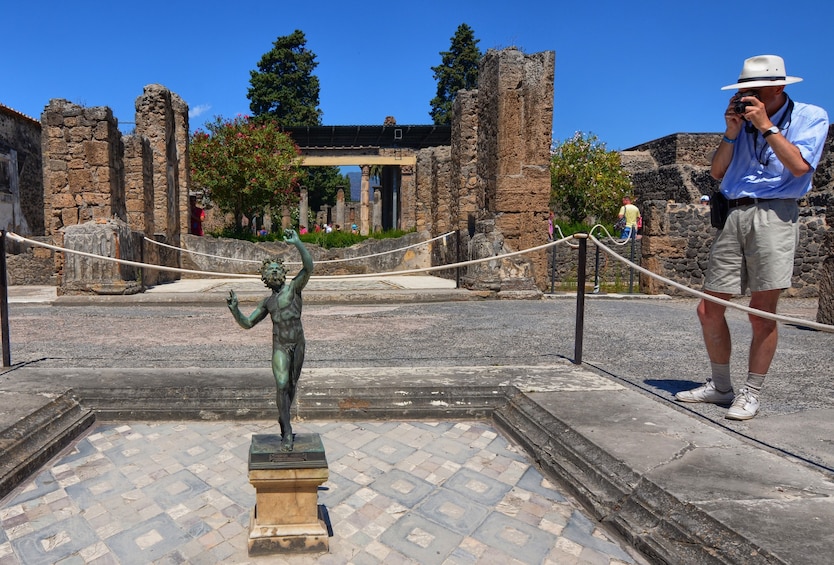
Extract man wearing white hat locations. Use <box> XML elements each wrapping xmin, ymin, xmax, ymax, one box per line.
<box><xmin>676</xmin><ymin>55</ymin><xmax>828</xmax><ymax>420</ymax></box>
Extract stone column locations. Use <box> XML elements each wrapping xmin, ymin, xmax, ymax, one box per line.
<box><xmin>451</xmin><ymin>90</ymin><xmax>479</xmax><ymax>233</ymax></box>
<box><xmin>335</xmin><ymin>188</ymin><xmax>345</xmax><ymax>231</ymax></box>
<box><xmin>172</xmin><ymin>94</ymin><xmax>190</xmax><ymax>237</ymax></box>
<box><xmin>399</xmin><ymin>165</ymin><xmax>416</xmax><ymax>230</ymax></box>
<box><xmin>476</xmin><ymin>49</ymin><xmax>555</xmax><ymax>290</ymax></box>
<box><xmin>373</xmin><ymin>188</ymin><xmax>382</xmax><ymax>232</ymax></box>
<box><xmin>299</xmin><ymin>188</ymin><xmax>308</xmax><ymax>231</ymax></box>
<box><xmin>134</xmin><ymin>84</ymin><xmax>181</xmax><ymax>246</ymax></box>
<box><xmin>360</xmin><ymin>165</ymin><xmax>370</xmax><ymax>236</ymax></box>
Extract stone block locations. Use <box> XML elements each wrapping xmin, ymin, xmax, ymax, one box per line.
<box><xmin>68</xmin><ymin>169</ymin><xmax>91</xmax><ymax>192</ymax></box>
<box><xmin>51</xmin><ymin>193</ymin><xmax>76</xmax><ymax>208</ymax></box>
<box><xmin>84</xmin><ymin>141</ymin><xmax>110</xmax><ymax>167</ymax></box>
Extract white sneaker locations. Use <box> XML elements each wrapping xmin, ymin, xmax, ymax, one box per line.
<box><xmin>725</xmin><ymin>388</ymin><xmax>760</xmax><ymax>420</ymax></box>
<box><xmin>675</xmin><ymin>378</ymin><xmax>735</xmax><ymax>404</ymax></box>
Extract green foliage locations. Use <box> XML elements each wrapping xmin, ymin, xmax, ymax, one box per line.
<box><xmin>302</xmin><ymin>167</ymin><xmax>351</xmax><ymax>212</ymax></box>
<box><xmin>209</xmin><ymin>226</ymin><xmax>414</xmax><ymax>250</ymax></box>
<box><xmin>247</xmin><ymin>30</ymin><xmax>322</xmax><ymax>126</ymax></box>
<box><xmin>430</xmin><ymin>23</ymin><xmax>482</xmax><ymax>125</ymax></box>
<box><xmin>299</xmin><ymin>228</ymin><xmax>413</xmax><ymax>249</ymax></box>
<box><xmin>246</xmin><ymin>29</ymin><xmax>349</xmax><ymax>209</ymax></box>
<box><xmin>190</xmin><ymin>116</ymin><xmax>302</xmax><ymax>229</ymax></box>
<box><xmin>550</xmin><ymin>132</ymin><xmax>633</xmax><ymax>225</ymax></box>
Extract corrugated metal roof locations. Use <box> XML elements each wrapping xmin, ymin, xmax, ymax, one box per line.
<box><xmin>283</xmin><ymin>125</ymin><xmax>451</xmax><ymax>149</ymax></box>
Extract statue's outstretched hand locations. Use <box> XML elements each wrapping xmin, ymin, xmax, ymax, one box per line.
<box><xmin>283</xmin><ymin>228</ymin><xmax>299</xmax><ymax>244</ymax></box>
<box><xmin>226</xmin><ymin>290</ymin><xmax>238</xmax><ymax>309</ymax></box>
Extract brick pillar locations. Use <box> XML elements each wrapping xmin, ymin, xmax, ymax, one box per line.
<box><xmin>134</xmin><ymin>84</ymin><xmax>181</xmax><ymax>246</ymax></box>
<box><xmin>476</xmin><ymin>49</ymin><xmax>555</xmax><ymax>289</ymax></box>
<box><xmin>451</xmin><ymin>90</ymin><xmax>479</xmax><ymax>233</ymax></box>
<box><xmin>399</xmin><ymin>165</ymin><xmax>415</xmax><ymax>230</ymax></box>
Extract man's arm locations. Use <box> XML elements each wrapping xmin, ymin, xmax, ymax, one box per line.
<box><xmin>711</xmin><ymin>96</ymin><xmax>744</xmax><ymax>181</ymax></box>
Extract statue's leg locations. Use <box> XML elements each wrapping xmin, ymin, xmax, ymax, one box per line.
<box><xmin>288</xmin><ymin>341</ymin><xmax>305</xmax><ymax>406</ymax></box>
<box><xmin>272</xmin><ymin>348</ymin><xmax>293</xmax><ymax>451</ymax></box>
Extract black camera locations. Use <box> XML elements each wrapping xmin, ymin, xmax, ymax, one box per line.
<box><xmin>733</xmin><ymin>92</ymin><xmax>759</xmax><ymax>115</ymax></box>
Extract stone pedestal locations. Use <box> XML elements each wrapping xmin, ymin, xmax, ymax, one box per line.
<box><xmin>247</xmin><ymin>433</ymin><xmax>329</xmax><ymax>555</ymax></box>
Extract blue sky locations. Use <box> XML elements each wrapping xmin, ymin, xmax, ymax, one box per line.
<box><xmin>4</xmin><ymin>0</ymin><xmax>833</xmax><ymax>151</ymax></box>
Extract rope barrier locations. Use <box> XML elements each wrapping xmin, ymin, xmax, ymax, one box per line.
<box><xmin>589</xmin><ymin>234</ymin><xmax>834</xmax><ymax>334</ymax></box>
<box><xmin>6</xmin><ymin>233</ymin><xmax>261</xmax><ymax>279</ymax></box>
<box><xmin>143</xmin><ymin>231</ymin><xmax>456</xmax><ymax>265</ymax></box>
<box><xmin>9</xmin><ymin>230</ymin><xmax>834</xmax><ymax>334</ymax></box>
<box><xmin>7</xmin><ymin>232</ymin><xmax>572</xmax><ymax>281</ymax></box>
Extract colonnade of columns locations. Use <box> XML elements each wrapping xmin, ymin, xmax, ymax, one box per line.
<box><xmin>293</xmin><ymin>164</ymin><xmax>414</xmax><ymax>235</ymax></box>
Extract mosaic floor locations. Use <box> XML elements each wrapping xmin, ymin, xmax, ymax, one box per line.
<box><xmin>0</xmin><ymin>421</ymin><xmax>644</xmax><ymax>564</ymax></box>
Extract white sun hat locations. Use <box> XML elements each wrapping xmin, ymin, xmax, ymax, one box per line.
<box><xmin>721</xmin><ymin>55</ymin><xmax>803</xmax><ymax>90</ymax></box>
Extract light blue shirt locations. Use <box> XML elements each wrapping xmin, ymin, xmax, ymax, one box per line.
<box><xmin>721</xmin><ymin>96</ymin><xmax>829</xmax><ymax>200</ymax></box>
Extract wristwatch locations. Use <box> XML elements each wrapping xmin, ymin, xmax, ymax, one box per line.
<box><xmin>762</xmin><ymin>126</ymin><xmax>780</xmax><ymax>138</ymax></box>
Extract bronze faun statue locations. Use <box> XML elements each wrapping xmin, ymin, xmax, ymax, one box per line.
<box><xmin>227</xmin><ymin>229</ymin><xmax>313</xmax><ymax>451</ymax></box>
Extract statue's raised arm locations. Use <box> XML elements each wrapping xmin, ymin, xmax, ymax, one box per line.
<box><xmin>283</xmin><ymin>228</ymin><xmax>313</xmax><ymax>291</ymax></box>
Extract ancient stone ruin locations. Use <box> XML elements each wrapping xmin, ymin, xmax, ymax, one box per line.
<box><xmin>2</xmin><ymin>46</ymin><xmax>834</xmax><ymax>320</ymax></box>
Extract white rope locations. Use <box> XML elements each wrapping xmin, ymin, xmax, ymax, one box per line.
<box><xmin>309</xmin><ymin>235</ymin><xmax>573</xmax><ymax>279</ymax></box>
<box><xmin>7</xmin><ymin>231</ymin><xmax>572</xmax><ymax>281</ymax></box>
<box><xmin>7</xmin><ymin>233</ymin><xmax>261</xmax><ymax>279</ymax></box>
<box><xmin>589</xmin><ymin>234</ymin><xmax>834</xmax><ymax>333</ymax></box>
<box><xmin>588</xmin><ymin>224</ymin><xmax>633</xmax><ymax>246</ymax></box>
<box><xmin>9</xmin><ymin>230</ymin><xmax>833</xmax><ymax>332</ymax></box>
<box><xmin>143</xmin><ymin>231</ymin><xmax>457</xmax><ymax>265</ymax></box>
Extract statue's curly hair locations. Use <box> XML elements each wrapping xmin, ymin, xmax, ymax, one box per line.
<box><xmin>259</xmin><ymin>258</ymin><xmax>286</xmax><ymax>278</ymax></box>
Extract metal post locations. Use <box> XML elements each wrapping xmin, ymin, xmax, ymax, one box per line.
<box><xmin>574</xmin><ymin>235</ymin><xmax>587</xmax><ymax>365</ymax></box>
<box><xmin>0</xmin><ymin>231</ymin><xmax>10</xmax><ymax>367</ymax></box>
<box><xmin>628</xmin><ymin>229</ymin><xmax>636</xmax><ymax>293</ymax></box>
<box><xmin>550</xmin><ymin>243</ymin><xmax>556</xmax><ymax>293</ymax></box>
<box><xmin>593</xmin><ymin>244</ymin><xmax>601</xmax><ymax>294</ymax></box>
<box><xmin>455</xmin><ymin>230</ymin><xmax>461</xmax><ymax>289</ymax></box>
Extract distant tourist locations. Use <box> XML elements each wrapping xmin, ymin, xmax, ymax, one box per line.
<box><xmin>189</xmin><ymin>195</ymin><xmax>205</xmax><ymax>236</ymax></box>
<box><xmin>617</xmin><ymin>196</ymin><xmax>641</xmax><ymax>240</ymax></box>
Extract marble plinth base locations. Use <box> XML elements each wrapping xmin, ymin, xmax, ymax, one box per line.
<box><xmin>247</xmin><ymin>433</ymin><xmax>329</xmax><ymax>555</ymax></box>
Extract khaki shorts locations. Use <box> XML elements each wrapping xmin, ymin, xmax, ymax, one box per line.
<box><xmin>704</xmin><ymin>199</ymin><xmax>799</xmax><ymax>294</ymax></box>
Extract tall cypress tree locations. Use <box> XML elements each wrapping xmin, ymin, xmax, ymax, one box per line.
<box><xmin>247</xmin><ymin>30</ymin><xmax>348</xmax><ymax>213</ymax></box>
<box><xmin>430</xmin><ymin>24</ymin><xmax>482</xmax><ymax>125</ymax></box>
<box><xmin>248</xmin><ymin>29</ymin><xmax>322</xmax><ymax>126</ymax></box>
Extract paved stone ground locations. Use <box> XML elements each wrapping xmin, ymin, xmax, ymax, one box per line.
<box><xmin>0</xmin><ymin>420</ymin><xmax>646</xmax><ymax>565</ymax></box>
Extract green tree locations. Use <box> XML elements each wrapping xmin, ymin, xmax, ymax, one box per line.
<box><xmin>190</xmin><ymin>116</ymin><xmax>302</xmax><ymax>229</ymax></box>
<box><xmin>430</xmin><ymin>23</ymin><xmax>482</xmax><ymax>125</ymax></box>
<box><xmin>550</xmin><ymin>132</ymin><xmax>633</xmax><ymax>225</ymax></box>
<box><xmin>248</xmin><ymin>29</ymin><xmax>322</xmax><ymax>126</ymax></box>
<box><xmin>247</xmin><ymin>29</ymin><xmax>348</xmax><ymax>212</ymax></box>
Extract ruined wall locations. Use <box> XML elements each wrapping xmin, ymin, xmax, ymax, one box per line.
<box><xmin>42</xmin><ymin>100</ymin><xmax>126</xmax><ymax>239</ymax></box>
<box><xmin>0</xmin><ymin>105</ymin><xmax>42</xmax><ymax>235</ymax></box>
<box><xmin>622</xmin><ymin>133</ymin><xmax>722</xmax><ymax>204</ymax></box>
<box><xmin>470</xmin><ymin>48</ymin><xmax>555</xmax><ymax>291</ymax></box>
<box><xmin>123</xmin><ymin>134</ymin><xmax>154</xmax><ymax>236</ymax></box>
<box><xmin>134</xmin><ymin>84</ymin><xmax>182</xmax><ymax>244</ymax></box>
<box><xmin>450</xmin><ymin>90</ymin><xmax>479</xmax><ymax>234</ymax></box>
